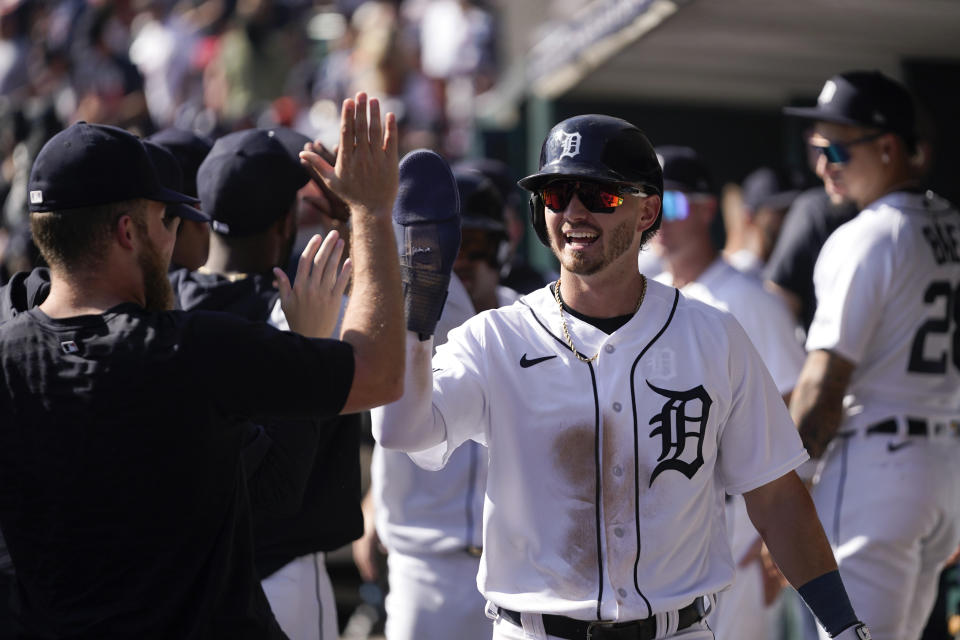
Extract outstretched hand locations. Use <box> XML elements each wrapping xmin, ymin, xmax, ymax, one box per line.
<box><xmin>274</xmin><ymin>231</ymin><xmax>352</xmax><ymax>339</ymax></box>
<box><xmin>299</xmin><ymin>92</ymin><xmax>399</xmax><ymax>220</ymax></box>
<box><xmin>301</xmin><ymin>141</ymin><xmax>351</xmax><ymax>223</ymax></box>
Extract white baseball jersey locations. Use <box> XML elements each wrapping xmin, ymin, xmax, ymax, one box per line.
<box><xmin>806</xmin><ymin>190</ymin><xmax>960</xmax><ymax>640</ymax></box>
<box><xmin>374</xmin><ymin>278</ymin><xmax>519</xmax><ymax>555</ymax></box>
<box><xmin>403</xmin><ymin>278</ymin><xmax>807</xmax><ymax>621</ymax></box>
<box><xmin>655</xmin><ymin>258</ymin><xmax>805</xmax><ymax>395</ymax></box>
<box><xmin>807</xmin><ymin>190</ymin><xmax>960</xmax><ymax>429</ymax></box>
<box><xmin>726</xmin><ymin>249</ymin><xmax>763</xmax><ymax>280</ymax></box>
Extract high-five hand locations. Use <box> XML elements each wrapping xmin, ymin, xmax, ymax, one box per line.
<box><xmin>299</xmin><ymin>92</ymin><xmax>399</xmax><ymax>220</ymax></box>
<box><xmin>274</xmin><ymin>230</ymin><xmax>352</xmax><ymax>339</ymax></box>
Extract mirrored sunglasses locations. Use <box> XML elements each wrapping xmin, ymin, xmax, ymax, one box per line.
<box><xmin>541</xmin><ymin>180</ymin><xmax>645</xmax><ymax>214</ymax></box>
<box><xmin>662</xmin><ymin>191</ymin><xmax>693</xmax><ymax>221</ymax></box>
<box><xmin>810</xmin><ymin>132</ymin><xmax>884</xmax><ymax>165</ymax></box>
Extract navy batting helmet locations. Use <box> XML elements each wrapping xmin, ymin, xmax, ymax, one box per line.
<box><xmin>518</xmin><ymin>115</ymin><xmax>663</xmax><ymax>246</ymax></box>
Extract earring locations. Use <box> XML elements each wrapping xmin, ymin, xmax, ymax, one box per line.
<box><xmin>881</xmin><ymin>153</ymin><xmax>890</xmax><ymax>164</ymax></box>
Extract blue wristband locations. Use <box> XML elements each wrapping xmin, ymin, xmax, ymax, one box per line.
<box><xmin>797</xmin><ymin>570</ymin><xmax>859</xmax><ymax>637</ymax></box>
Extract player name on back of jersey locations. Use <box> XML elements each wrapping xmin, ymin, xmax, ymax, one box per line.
<box><xmin>922</xmin><ymin>220</ymin><xmax>960</xmax><ymax>265</ymax></box>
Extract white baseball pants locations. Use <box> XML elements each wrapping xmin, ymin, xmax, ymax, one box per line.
<box><xmin>261</xmin><ymin>552</ymin><xmax>338</xmax><ymax>640</ymax></box>
<box><xmin>812</xmin><ymin>433</ymin><xmax>960</xmax><ymax>640</ymax></box>
<box><xmin>385</xmin><ymin>549</ymin><xmax>490</xmax><ymax>640</ymax></box>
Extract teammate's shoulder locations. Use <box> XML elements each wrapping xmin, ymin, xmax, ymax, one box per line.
<box><xmin>666</xmin><ymin>280</ymin><xmax>743</xmax><ymax>334</ymax></box>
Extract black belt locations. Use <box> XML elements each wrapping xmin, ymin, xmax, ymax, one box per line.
<box><xmin>866</xmin><ymin>418</ymin><xmax>931</xmax><ymax>436</ymax></box>
<box><xmin>498</xmin><ymin>600</ymin><xmax>703</xmax><ymax>640</ymax></box>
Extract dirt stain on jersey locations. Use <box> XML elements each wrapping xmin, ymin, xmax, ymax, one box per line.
<box><xmin>551</xmin><ymin>423</ymin><xmax>599</xmax><ymax>589</ymax></box>
<box><xmin>601</xmin><ymin>412</ymin><xmax>638</xmax><ymax>592</ymax></box>
<box><xmin>601</xmin><ymin>413</ymin><xmax>636</xmax><ymax>525</ymax></box>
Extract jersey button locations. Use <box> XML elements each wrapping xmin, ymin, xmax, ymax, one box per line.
<box><xmin>617</xmin><ymin>588</ymin><xmax>628</xmax><ymax>597</ymax></box>
<box><xmin>612</xmin><ymin>465</ymin><xmax>623</xmax><ymax>477</ymax></box>
<box><xmin>614</xmin><ymin>527</ymin><xmax>625</xmax><ymax>538</ymax></box>
<box><xmin>612</xmin><ymin>402</ymin><xmax>622</xmax><ymax>412</ymax></box>
<box><xmin>604</xmin><ymin>344</ymin><xmax>615</xmax><ymax>354</ymax></box>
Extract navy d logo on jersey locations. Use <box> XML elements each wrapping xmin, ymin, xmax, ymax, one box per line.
<box><xmin>646</xmin><ymin>381</ymin><xmax>712</xmax><ymax>486</ymax></box>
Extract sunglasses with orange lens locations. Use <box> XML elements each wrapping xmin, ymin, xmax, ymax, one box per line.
<box><xmin>541</xmin><ymin>180</ymin><xmax>645</xmax><ymax>214</ymax></box>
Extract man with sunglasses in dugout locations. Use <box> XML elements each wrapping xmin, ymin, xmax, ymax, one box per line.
<box><xmin>651</xmin><ymin>146</ymin><xmax>807</xmax><ymax>640</ymax></box>
<box><xmin>372</xmin><ymin>114</ymin><xmax>870</xmax><ymax>639</ymax></box>
<box><xmin>785</xmin><ymin>70</ymin><xmax>960</xmax><ymax>640</ymax></box>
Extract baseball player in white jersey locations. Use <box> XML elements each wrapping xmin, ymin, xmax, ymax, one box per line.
<box><xmin>356</xmin><ymin>169</ymin><xmax>520</xmax><ymax>640</ymax></box>
<box><xmin>651</xmin><ymin>145</ymin><xmax>807</xmax><ymax>640</ymax></box>
<box><xmin>374</xmin><ymin>114</ymin><xmax>871</xmax><ymax>640</ymax></box>
<box><xmin>786</xmin><ymin>71</ymin><xmax>960</xmax><ymax>640</ymax></box>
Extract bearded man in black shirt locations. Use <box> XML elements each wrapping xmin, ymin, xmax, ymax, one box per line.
<box><xmin>0</xmin><ymin>93</ymin><xmax>404</xmax><ymax>639</ymax></box>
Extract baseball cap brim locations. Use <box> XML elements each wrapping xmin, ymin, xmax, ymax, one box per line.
<box><xmin>782</xmin><ymin>105</ymin><xmax>871</xmax><ymax>127</ymax></box>
<box><xmin>167</xmin><ymin>202</ymin><xmax>210</xmax><ymax>222</ymax></box>
<box><xmin>151</xmin><ymin>184</ymin><xmax>201</xmax><ymax>207</ymax></box>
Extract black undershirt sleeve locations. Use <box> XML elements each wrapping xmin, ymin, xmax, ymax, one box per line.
<box><xmin>179</xmin><ymin>311</ymin><xmax>356</xmax><ymax>422</ymax></box>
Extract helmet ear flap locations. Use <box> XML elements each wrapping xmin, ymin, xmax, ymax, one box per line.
<box><xmin>529</xmin><ymin>193</ymin><xmax>550</xmax><ymax>246</ymax></box>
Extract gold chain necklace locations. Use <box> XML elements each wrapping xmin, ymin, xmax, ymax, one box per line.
<box><xmin>554</xmin><ymin>275</ymin><xmax>647</xmax><ymax>363</ymax></box>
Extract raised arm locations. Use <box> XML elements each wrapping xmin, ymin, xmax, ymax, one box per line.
<box><xmin>298</xmin><ymin>93</ymin><xmax>405</xmax><ymax>414</ymax></box>
<box><xmin>372</xmin><ymin>148</ymin><xmax>461</xmax><ymax>454</ymax></box>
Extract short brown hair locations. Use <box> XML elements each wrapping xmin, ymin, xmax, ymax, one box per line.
<box><xmin>30</xmin><ymin>198</ymin><xmax>148</xmax><ymax>271</ymax></box>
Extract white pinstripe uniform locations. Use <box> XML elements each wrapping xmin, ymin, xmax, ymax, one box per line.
<box><xmin>374</xmin><ymin>277</ymin><xmax>808</xmax><ymax>640</ymax></box>
<box><xmin>806</xmin><ymin>190</ymin><xmax>960</xmax><ymax>640</ymax></box>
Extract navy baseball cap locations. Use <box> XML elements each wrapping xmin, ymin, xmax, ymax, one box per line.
<box><xmin>655</xmin><ymin>146</ymin><xmax>713</xmax><ymax>193</ymax></box>
<box><xmin>454</xmin><ymin>168</ymin><xmax>505</xmax><ymax>234</ymax></box>
<box><xmin>198</xmin><ymin>129</ymin><xmax>309</xmax><ymax>236</ymax></box>
<box><xmin>742</xmin><ymin>167</ymin><xmax>801</xmax><ymax>212</ymax></box>
<box><xmin>783</xmin><ymin>70</ymin><xmax>916</xmax><ymax>145</ymax></box>
<box><xmin>28</xmin><ymin>122</ymin><xmax>197</xmax><ymax>213</ymax></box>
<box><xmin>146</xmin><ymin>128</ymin><xmax>214</xmax><ymax>198</ymax></box>
<box><xmin>267</xmin><ymin>127</ymin><xmax>313</xmax><ymax>173</ymax></box>
<box><xmin>142</xmin><ymin>141</ymin><xmax>209</xmax><ymax>222</ymax></box>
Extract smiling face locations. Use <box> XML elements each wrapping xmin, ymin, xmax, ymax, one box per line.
<box><xmin>544</xmin><ymin>183</ymin><xmax>659</xmax><ymax>278</ymax></box>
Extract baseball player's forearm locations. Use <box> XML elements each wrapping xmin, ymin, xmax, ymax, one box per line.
<box><xmin>789</xmin><ymin>349</ymin><xmax>854</xmax><ymax>458</ymax></box>
<box><xmin>339</xmin><ymin>209</ymin><xmax>405</xmax><ymax>413</ymax></box>
<box><xmin>746</xmin><ymin>477</ymin><xmax>869</xmax><ymax>634</ymax></box>
<box><xmin>743</xmin><ymin>471</ymin><xmax>838</xmax><ymax>587</ymax></box>
<box><xmin>371</xmin><ymin>331</ymin><xmax>446</xmax><ymax>452</ymax></box>
<box><xmin>297</xmin><ymin>93</ymin><xmax>405</xmax><ymax>414</ymax></box>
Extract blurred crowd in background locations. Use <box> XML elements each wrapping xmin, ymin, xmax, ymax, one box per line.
<box><xmin>0</xmin><ymin>0</ymin><xmax>499</xmax><ymax>281</ymax></box>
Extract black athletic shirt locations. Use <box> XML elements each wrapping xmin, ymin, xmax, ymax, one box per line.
<box><xmin>169</xmin><ymin>267</ymin><xmax>365</xmax><ymax>578</ymax></box>
<box><xmin>0</xmin><ymin>304</ymin><xmax>354</xmax><ymax>639</ymax></box>
<box><xmin>763</xmin><ymin>187</ymin><xmax>858</xmax><ymax>331</ymax></box>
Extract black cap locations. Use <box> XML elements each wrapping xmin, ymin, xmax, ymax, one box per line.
<box><xmin>454</xmin><ymin>168</ymin><xmax>505</xmax><ymax>234</ymax></box>
<box><xmin>655</xmin><ymin>145</ymin><xmax>713</xmax><ymax>193</ymax></box>
<box><xmin>741</xmin><ymin>167</ymin><xmax>801</xmax><ymax>212</ymax></box>
<box><xmin>267</xmin><ymin>127</ymin><xmax>312</xmax><ymax>173</ymax></box>
<box><xmin>783</xmin><ymin>70</ymin><xmax>916</xmax><ymax>145</ymax></box>
<box><xmin>518</xmin><ymin>114</ymin><xmax>663</xmax><ymax>196</ymax></box>
<box><xmin>146</xmin><ymin>128</ymin><xmax>214</xmax><ymax>198</ymax></box>
<box><xmin>28</xmin><ymin>122</ymin><xmax>197</xmax><ymax>213</ymax></box>
<box><xmin>142</xmin><ymin>141</ymin><xmax>209</xmax><ymax>222</ymax></box>
<box><xmin>198</xmin><ymin>129</ymin><xmax>309</xmax><ymax>236</ymax></box>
